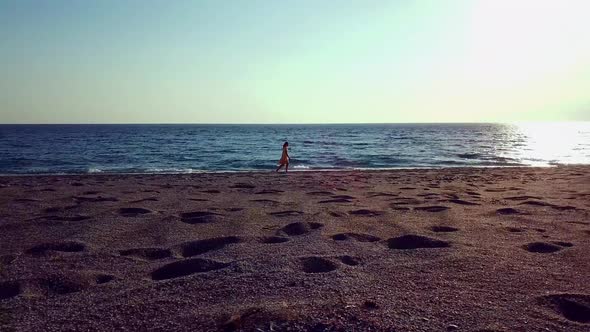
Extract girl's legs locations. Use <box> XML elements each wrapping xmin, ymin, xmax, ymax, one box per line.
<box><xmin>275</xmin><ymin>164</ymin><xmax>284</xmax><ymax>172</ymax></box>
<box><xmin>285</xmin><ymin>163</ymin><xmax>289</xmax><ymax>173</ymax></box>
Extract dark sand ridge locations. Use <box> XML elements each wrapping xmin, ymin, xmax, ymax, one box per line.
<box><xmin>0</xmin><ymin>166</ymin><xmax>589</xmax><ymax>331</ymax></box>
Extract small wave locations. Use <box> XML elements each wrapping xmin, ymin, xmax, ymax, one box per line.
<box><xmin>432</xmin><ymin>160</ymin><xmax>470</xmax><ymax>166</ymax></box>
<box><xmin>485</xmin><ymin>156</ymin><xmax>520</xmax><ymax>163</ymax></box>
<box><xmin>317</xmin><ymin>141</ymin><xmax>339</xmax><ymax>146</ymax></box>
<box><xmin>476</xmin><ymin>161</ymin><xmax>524</xmax><ymax>166</ymax></box>
<box><xmin>144</xmin><ymin>168</ymin><xmax>206</xmax><ymax>174</ymax></box>
<box><xmin>457</xmin><ymin>153</ymin><xmax>481</xmax><ymax>159</ymax></box>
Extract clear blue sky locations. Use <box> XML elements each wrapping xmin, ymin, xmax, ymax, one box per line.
<box><xmin>1</xmin><ymin>0</ymin><xmax>589</xmax><ymax>123</ymax></box>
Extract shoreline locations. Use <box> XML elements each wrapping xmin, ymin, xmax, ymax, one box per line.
<box><xmin>1</xmin><ymin>166</ymin><xmax>589</xmax><ymax>331</ymax></box>
<box><xmin>0</xmin><ymin>164</ymin><xmax>571</xmax><ymax>178</ymax></box>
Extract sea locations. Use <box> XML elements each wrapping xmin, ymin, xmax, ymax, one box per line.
<box><xmin>0</xmin><ymin>123</ymin><xmax>589</xmax><ymax>175</ymax></box>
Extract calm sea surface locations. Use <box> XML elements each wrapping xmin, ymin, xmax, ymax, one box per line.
<box><xmin>0</xmin><ymin>123</ymin><xmax>589</xmax><ymax>174</ymax></box>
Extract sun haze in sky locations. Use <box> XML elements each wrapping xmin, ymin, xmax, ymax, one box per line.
<box><xmin>1</xmin><ymin>0</ymin><xmax>589</xmax><ymax>124</ymax></box>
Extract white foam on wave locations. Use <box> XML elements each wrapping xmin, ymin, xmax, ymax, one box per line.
<box><xmin>143</xmin><ymin>168</ymin><xmax>208</xmax><ymax>174</ymax></box>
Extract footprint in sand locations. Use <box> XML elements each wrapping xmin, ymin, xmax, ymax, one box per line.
<box><xmin>130</xmin><ymin>197</ymin><xmax>159</xmax><ymax>203</ymax></box>
<box><xmin>368</xmin><ymin>192</ymin><xmax>398</xmax><ymax>198</ymax></box>
<box><xmin>339</xmin><ymin>255</ymin><xmax>360</xmax><ymax>266</ymax></box>
<box><xmin>504</xmin><ymin>195</ymin><xmax>543</xmax><ymax>201</ymax></box>
<box><xmin>536</xmin><ymin>294</ymin><xmax>590</xmax><ymax>323</ymax></box>
<box><xmin>392</xmin><ymin>198</ymin><xmax>423</xmax><ymax>205</ymax></box>
<box><xmin>306</xmin><ymin>191</ymin><xmax>336</xmax><ymax>196</ymax></box>
<box><xmin>331</xmin><ymin>233</ymin><xmax>381</xmax><ymax>242</ymax></box>
<box><xmin>300</xmin><ymin>257</ymin><xmax>338</xmax><ymax>273</ymax></box>
<box><xmin>119</xmin><ymin>248</ymin><xmax>172</xmax><ymax>260</ymax></box>
<box><xmin>445</xmin><ymin>193</ymin><xmax>459</xmax><ymax>200</ymax></box>
<box><xmin>506</xmin><ymin>227</ymin><xmax>526</xmax><ymax>233</ymax></box>
<box><xmin>118</xmin><ymin>207</ymin><xmax>152</xmax><ymax>217</ymax></box>
<box><xmin>201</xmin><ymin>189</ymin><xmax>221</xmax><ymax>194</ymax></box>
<box><xmin>179</xmin><ymin>236</ymin><xmax>241</xmax><ymax>257</ymax></box>
<box><xmin>255</xmin><ymin>189</ymin><xmax>283</xmax><ymax>195</ymax></box>
<box><xmin>485</xmin><ymin>188</ymin><xmax>507</xmax><ymax>193</ymax></box>
<box><xmin>519</xmin><ymin>200</ymin><xmax>554</xmax><ymax>207</ymax></box>
<box><xmin>189</xmin><ymin>198</ymin><xmax>209</xmax><ymax>202</ymax></box>
<box><xmin>496</xmin><ymin>208</ymin><xmax>522</xmax><ymax>215</ymax></box>
<box><xmin>37</xmin><ymin>271</ymin><xmax>116</xmax><ymax>296</ymax></box>
<box><xmin>448</xmin><ymin>199</ymin><xmax>480</xmax><ymax>206</ymax></box>
<box><xmin>219</xmin><ymin>307</ymin><xmax>267</xmax><ymax>331</ymax></box>
<box><xmin>414</xmin><ymin>206</ymin><xmax>450</xmax><ymax>212</ymax></box>
<box><xmin>0</xmin><ymin>254</ymin><xmax>16</xmax><ymax>266</ymax></box>
<box><xmin>26</xmin><ymin>241</ymin><xmax>86</xmax><ymax>256</ymax></box>
<box><xmin>258</xmin><ymin>236</ymin><xmax>289</xmax><ymax>244</ymax></box>
<box><xmin>399</xmin><ymin>187</ymin><xmax>417</xmax><ymax>190</ymax></box>
<box><xmin>269</xmin><ymin>210</ymin><xmax>304</xmax><ymax>217</ymax></box>
<box><xmin>13</xmin><ymin>198</ymin><xmax>40</xmax><ymax>203</ymax></box>
<box><xmin>44</xmin><ymin>205</ymin><xmax>78</xmax><ymax>213</ymax></box>
<box><xmin>180</xmin><ymin>211</ymin><xmax>223</xmax><ymax>224</ymax></box>
<box><xmin>551</xmin><ymin>205</ymin><xmax>578</xmax><ymax>211</ymax></box>
<box><xmin>231</xmin><ymin>183</ymin><xmax>256</xmax><ymax>189</ymax></box>
<box><xmin>417</xmin><ymin>193</ymin><xmax>439</xmax><ymax>198</ymax></box>
<box><xmin>552</xmin><ymin>241</ymin><xmax>574</xmax><ymax>247</ymax></box>
<box><xmin>74</xmin><ymin>195</ymin><xmax>119</xmax><ymax>203</ymax></box>
<box><xmin>95</xmin><ymin>274</ymin><xmax>116</xmax><ymax>284</ymax></box>
<box><xmin>319</xmin><ymin>194</ymin><xmax>355</xmax><ymax>203</ymax></box>
<box><xmin>39</xmin><ymin>276</ymin><xmax>86</xmax><ymax>295</ymax></box>
<box><xmin>142</xmin><ymin>189</ymin><xmax>160</xmax><ymax>193</ymax></box>
<box><xmin>465</xmin><ymin>191</ymin><xmax>481</xmax><ymax>197</ymax></box>
<box><xmin>430</xmin><ymin>226</ymin><xmax>459</xmax><ymax>233</ymax></box>
<box><xmin>151</xmin><ymin>258</ymin><xmax>230</xmax><ymax>281</ymax></box>
<box><xmin>279</xmin><ymin>222</ymin><xmax>323</xmax><ymax>236</ymax></box>
<box><xmin>319</xmin><ymin>198</ymin><xmax>353</xmax><ymax>204</ymax></box>
<box><xmin>331</xmin><ymin>195</ymin><xmax>355</xmax><ymax>200</ymax></box>
<box><xmin>0</xmin><ymin>280</ymin><xmax>21</xmax><ymax>300</ymax></box>
<box><xmin>38</xmin><ymin>215</ymin><xmax>91</xmax><ymax>222</ymax></box>
<box><xmin>224</xmin><ymin>207</ymin><xmax>244</xmax><ymax>212</ymax></box>
<box><xmin>387</xmin><ymin>235</ymin><xmax>450</xmax><ymax>250</ymax></box>
<box><xmin>523</xmin><ymin>242</ymin><xmax>565</xmax><ymax>253</ymax></box>
<box><xmin>250</xmin><ymin>199</ymin><xmax>280</xmax><ymax>204</ymax></box>
<box><xmin>349</xmin><ymin>209</ymin><xmax>384</xmax><ymax>217</ymax></box>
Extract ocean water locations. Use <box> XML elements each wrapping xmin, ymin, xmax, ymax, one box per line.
<box><xmin>0</xmin><ymin>123</ymin><xmax>589</xmax><ymax>174</ymax></box>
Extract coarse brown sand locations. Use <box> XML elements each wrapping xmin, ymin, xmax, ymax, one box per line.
<box><xmin>1</xmin><ymin>166</ymin><xmax>589</xmax><ymax>331</ymax></box>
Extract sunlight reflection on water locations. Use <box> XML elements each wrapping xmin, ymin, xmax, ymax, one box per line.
<box><xmin>505</xmin><ymin>122</ymin><xmax>590</xmax><ymax>166</ymax></box>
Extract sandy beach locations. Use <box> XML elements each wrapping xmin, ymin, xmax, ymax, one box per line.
<box><xmin>1</xmin><ymin>166</ymin><xmax>589</xmax><ymax>331</ymax></box>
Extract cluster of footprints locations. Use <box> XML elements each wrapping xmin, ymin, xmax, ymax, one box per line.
<box><xmin>1</xmin><ymin>241</ymin><xmax>115</xmax><ymax>300</ymax></box>
<box><xmin>3</xmin><ymin>184</ymin><xmax>587</xmax><ymax>326</ymax></box>
<box><xmin>2</xmin><ymin>221</ymin><xmax>587</xmax><ymax>325</ymax></box>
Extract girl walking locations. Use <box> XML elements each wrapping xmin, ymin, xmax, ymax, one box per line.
<box><xmin>276</xmin><ymin>142</ymin><xmax>290</xmax><ymax>173</ymax></box>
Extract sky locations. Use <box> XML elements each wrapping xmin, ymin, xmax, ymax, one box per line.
<box><xmin>1</xmin><ymin>0</ymin><xmax>589</xmax><ymax>124</ymax></box>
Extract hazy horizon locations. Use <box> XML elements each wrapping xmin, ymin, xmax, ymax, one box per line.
<box><xmin>2</xmin><ymin>0</ymin><xmax>590</xmax><ymax>124</ymax></box>
<box><xmin>0</xmin><ymin>120</ymin><xmax>590</xmax><ymax>126</ymax></box>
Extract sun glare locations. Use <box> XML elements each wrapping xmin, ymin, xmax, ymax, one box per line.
<box><xmin>511</xmin><ymin>122</ymin><xmax>590</xmax><ymax>165</ymax></box>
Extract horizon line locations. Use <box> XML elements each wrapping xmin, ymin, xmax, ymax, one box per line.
<box><xmin>1</xmin><ymin>120</ymin><xmax>588</xmax><ymax>126</ymax></box>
